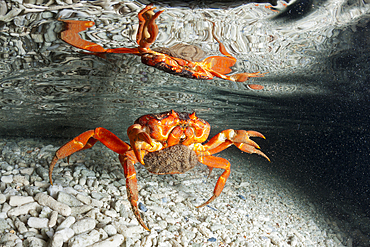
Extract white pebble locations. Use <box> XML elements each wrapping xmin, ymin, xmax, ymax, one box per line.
<box><xmin>57</xmin><ymin>192</ymin><xmax>83</xmax><ymax>207</ymax></box>
<box><xmin>35</xmin><ymin>193</ymin><xmax>71</xmax><ymax>217</ymax></box>
<box><xmin>48</xmin><ymin>184</ymin><xmax>64</xmax><ymax>198</ymax></box>
<box><xmin>68</xmin><ymin>229</ymin><xmax>101</xmax><ymax>247</ymax></box>
<box><xmin>1</xmin><ymin>175</ymin><xmax>13</xmax><ymax>183</ymax></box>
<box><xmin>14</xmin><ymin>218</ymin><xmax>28</xmax><ymax>233</ymax></box>
<box><xmin>103</xmin><ymin>224</ymin><xmax>117</xmax><ymax>236</ymax></box>
<box><xmin>9</xmin><ymin>196</ymin><xmax>34</xmax><ymax>206</ymax></box>
<box><xmin>71</xmin><ymin>218</ymin><xmax>96</xmax><ymax>235</ymax></box>
<box><xmin>7</xmin><ymin>202</ymin><xmax>39</xmax><ymax>217</ymax></box>
<box><xmin>56</xmin><ymin>216</ymin><xmax>76</xmax><ymax>231</ymax></box>
<box><xmin>79</xmin><ymin>177</ymin><xmax>86</xmax><ymax>186</ymax></box>
<box><xmin>91</xmin><ymin>198</ymin><xmax>103</xmax><ymax>208</ymax></box>
<box><xmin>39</xmin><ymin>206</ymin><xmax>53</xmax><ymax>218</ymax></box>
<box><xmin>50</xmin><ymin>232</ymin><xmax>64</xmax><ymax>247</ymax></box>
<box><xmin>210</xmin><ymin>224</ymin><xmax>225</xmax><ymax>231</ymax></box>
<box><xmin>27</xmin><ymin>217</ymin><xmax>49</xmax><ymax>229</ymax></box>
<box><xmin>20</xmin><ymin>167</ymin><xmax>34</xmax><ymax>175</ymax></box>
<box><xmin>0</xmin><ymin>194</ymin><xmax>6</xmax><ymax>204</ymax></box>
<box><xmin>103</xmin><ymin>209</ymin><xmax>119</xmax><ymax>218</ymax></box>
<box><xmin>55</xmin><ymin>227</ymin><xmax>75</xmax><ymax>242</ymax></box>
<box><xmin>12</xmin><ymin>175</ymin><xmax>29</xmax><ymax>185</ymax></box>
<box><xmin>26</xmin><ymin>236</ymin><xmax>47</xmax><ymax>247</ymax></box>
<box><xmin>49</xmin><ymin>211</ymin><xmax>58</xmax><ymax>228</ymax></box>
<box><xmin>71</xmin><ymin>205</ymin><xmax>93</xmax><ymax>215</ymax></box>
<box><xmin>90</xmin><ymin>234</ymin><xmax>124</xmax><ymax>247</ymax></box>
<box><xmin>124</xmin><ymin>226</ymin><xmax>144</xmax><ymax>237</ymax></box>
<box><xmin>197</xmin><ymin>223</ymin><xmax>213</xmax><ymax>238</ymax></box>
<box><xmin>147</xmin><ymin>205</ymin><xmax>170</xmax><ymax>214</ymax></box>
<box><xmin>2</xmin><ymin>202</ymin><xmax>11</xmax><ymax>213</ymax></box>
<box><xmin>76</xmin><ymin>194</ymin><xmax>91</xmax><ymax>205</ymax></box>
<box><xmin>164</xmin><ymin>216</ymin><xmax>177</xmax><ymax>224</ymax></box>
<box><xmin>142</xmin><ymin>232</ymin><xmax>158</xmax><ymax>247</ymax></box>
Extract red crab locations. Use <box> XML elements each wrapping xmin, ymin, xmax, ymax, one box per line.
<box><xmin>49</xmin><ymin>110</ymin><xmax>269</xmax><ymax>231</ymax></box>
<box><xmin>59</xmin><ymin>4</ymin><xmax>266</xmax><ymax>83</ymax></box>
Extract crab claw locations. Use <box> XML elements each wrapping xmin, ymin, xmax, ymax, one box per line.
<box><xmin>232</xmin><ymin>130</ymin><xmax>265</xmax><ymax>145</ymax></box>
<box><xmin>227</xmin><ymin>130</ymin><xmax>270</xmax><ymax>161</ymax></box>
<box><xmin>127</xmin><ymin>124</ymin><xmax>153</xmax><ymax>145</ymax></box>
<box><xmin>234</xmin><ymin>142</ymin><xmax>270</xmax><ymax>161</ymax></box>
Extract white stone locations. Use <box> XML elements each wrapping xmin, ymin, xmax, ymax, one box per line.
<box><xmin>57</xmin><ymin>192</ymin><xmax>83</xmax><ymax>207</ymax></box>
<box><xmin>39</xmin><ymin>205</ymin><xmax>53</xmax><ymax>218</ymax></box>
<box><xmin>79</xmin><ymin>177</ymin><xmax>86</xmax><ymax>186</ymax></box>
<box><xmin>71</xmin><ymin>218</ymin><xmax>96</xmax><ymax>235</ymax></box>
<box><xmin>2</xmin><ymin>202</ymin><xmax>11</xmax><ymax>213</ymax></box>
<box><xmin>0</xmin><ymin>194</ymin><xmax>6</xmax><ymax>204</ymax></box>
<box><xmin>89</xmin><ymin>234</ymin><xmax>124</xmax><ymax>247</ymax></box>
<box><xmin>91</xmin><ymin>198</ymin><xmax>103</xmax><ymax>208</ymax></box>
<box><xmin>12</xmin><ymin>175</ymin><xmax>29</xmax><ymax>186</ymax></box>
<box><xmin>27</xmin><ymin>217</ymin><xmax>49</xmax><ymax>229</ymax></box>
<box><xmin>49</xmin><ymin>211</ymin><xmax>58</xmax><ymax>228</ymax></box>
<box><xmin>76</xmin><ymin>194</ymin><xmax>91</xmax><ymax>204</ymax></box>
<box><xmin>9</xmin><ymin>196</ymin><xmax>34</xmax><ymax>206</ymax></box>
<box><xmin>1</xmin><ymin>175</ymin><xmax>13</xmax><ymax>183</ymax></box>
<box><xmin>147</xmin><ymin>205</ymin><xmax>170</xmax><ymax>214</ymax></box>
<box><xmin>14</xmin><ymin>218</ymin><xmax>28</xmax><ymax>233</ymax></box>
<box><xmin>103</xmin><ymin>224</ymin><xmax>117</xmax><ymax>236</ymax></box>
<box><xmin>68</xmin><ymin>229</ymin><xmax>101</xmax><ymax>247</ymax></box>
<box><xmin>50</xmin><ymin>232</ymin><xmax>64</xmax><ymax>247</ymax></box>
<box><xmin>25</xmin><ymin>236</ymin><xmax>47</xmax><ymax>247</ymax></box>
<box><xmin>142</xmin><ymin>232</ymin><xmax>158</xmax><ymax>247</ymax></box>
<box><xmin>164</xmin><ymin>216</ymin><xmax>177</xmax><ymax>224</ymax></box>
<box><xmin>103</xmin><ymin>209</ymin><xmax>119</xmax><ymax>218</ymax></box>
<box><xmin>210</xmin><ymin>224</ymin><xmax>225</xmax><ymax>231</ymax></box>
<box><xmin>35</xmin><ymin>193</ymin><xmax>71</xmax><ymax>217</ymax></box>
<box><xmin>124</xmin><ymin>226</ymin><xmax>144</xmax><ymax>237</ymax></box>
<box><xmin>20</xmin><ymin>168</ymin><xmax>34</xmax><ymax>175</ymax></box>
<box><xmin>7</xmin><ymin>202</ymin><xmax>39</xmax><ymax>217</ymax></box>
<box><xmin>48</xmin><ymin>184</ymin><xmax>64</xmax><ymax>198</ymax></box>
<box><xmin>55</xmin><ymin>227</ymin><xmax>75</xmax><ymax>242</ymax></box>
<box><xmin>197</xmin><ymin>223</ymin><xmax>213</xmax><ymax>238</ymax></box>
<box><xmin>71</xmin><ymin>205</ymin><xmax>93</xmax><ymax>215</ymax></box>
<box><xmin>56</xmin><ymin>216</ymin><xmax>76</xmax><ymax>231</ymax></box>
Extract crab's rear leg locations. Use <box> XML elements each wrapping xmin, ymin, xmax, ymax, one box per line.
<box><xmin>59</xmin><ymin>19</ymin><xmax>106</xmax><ymax>53</ymax></box>
<box><xmin>119</xmin><ymin>152</ymin><xmax>150</xmax><ymax>231</ymax></box>
<box><xmin>202</xmin><ymin>22</ymin><xmax>267</xmax><ymax>82</ymax></box>
<box><xmin>196</xmin><ymin>156</ymin><xmax>231</xmax><ymax>208</ymax></box>
<box><xmin>49</xmin><ymin>127</ymin><xmax>130</xmax><ymax>185</ymax></box>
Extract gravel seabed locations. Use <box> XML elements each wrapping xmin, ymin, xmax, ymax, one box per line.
<box><xmin>0</xmin><ymin>138</ymin><xmax>364</xmax><ymax>247</ymax></box>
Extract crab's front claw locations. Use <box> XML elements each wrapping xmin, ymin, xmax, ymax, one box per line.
<box><xmin>227</xmin><ymin>130</ymin><xmax>270</xmax><ymax>161</ymax></box>
<box><xmin>234</xmin><ymin>142</ymin><xmax>270</xmax><ymax>161</ymax></box>
<box><xmin>127</xmin><ymin>124</ymin><xmax>160</xmax><ymax>164</ymax></box>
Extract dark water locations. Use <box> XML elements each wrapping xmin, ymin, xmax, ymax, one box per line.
<box><xmin>0</xmin><ymin>0</ymin><xmax>369</xmax><ymax>244</ymax></box>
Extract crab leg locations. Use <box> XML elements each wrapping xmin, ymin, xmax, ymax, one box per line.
<box><xmin>59</xmin><ymin>19</ymin><xmax>106</xmax><ymax>53</ymax></box>
<box><xmin>118</xmin><ymin>152</ymin><xmax>150</xmax><ymax>231</ymax></box>
<box><xmin>49</xmin><ymin>127</ymin><xmax>131</xmax><ymax>185</ymax></box>
<box><xmin>136</xmin><ymin>4</ymin><xmax>164</xmax><ymax>49</ymax></box>
<box><xmin>127</xmin><ymin>124</ymin><xmax>160</xmax><ymax>164</ymax></box>
<box><xmin>199</xmin><ymin>22</ymin><xmax>267</xmax><ymax>82</ymax></box>
<box><xmin>212</xmin><ymin>70</ymin><xmax>266</xmax><ymax>82</ymax></box>
<box><xmin>59</xmin><ymin>19</ymin><xmax>141</xmax><ymax>55</ymax></box>
<box><xmin>196</xmin><ymin>156</ymin><xmax>231</xmax><ymax>208</ymax></box>
<box><xmin>194</xmin><ymin>129</ymin><xmax>270</xmax><ymax>161</ymax></box>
